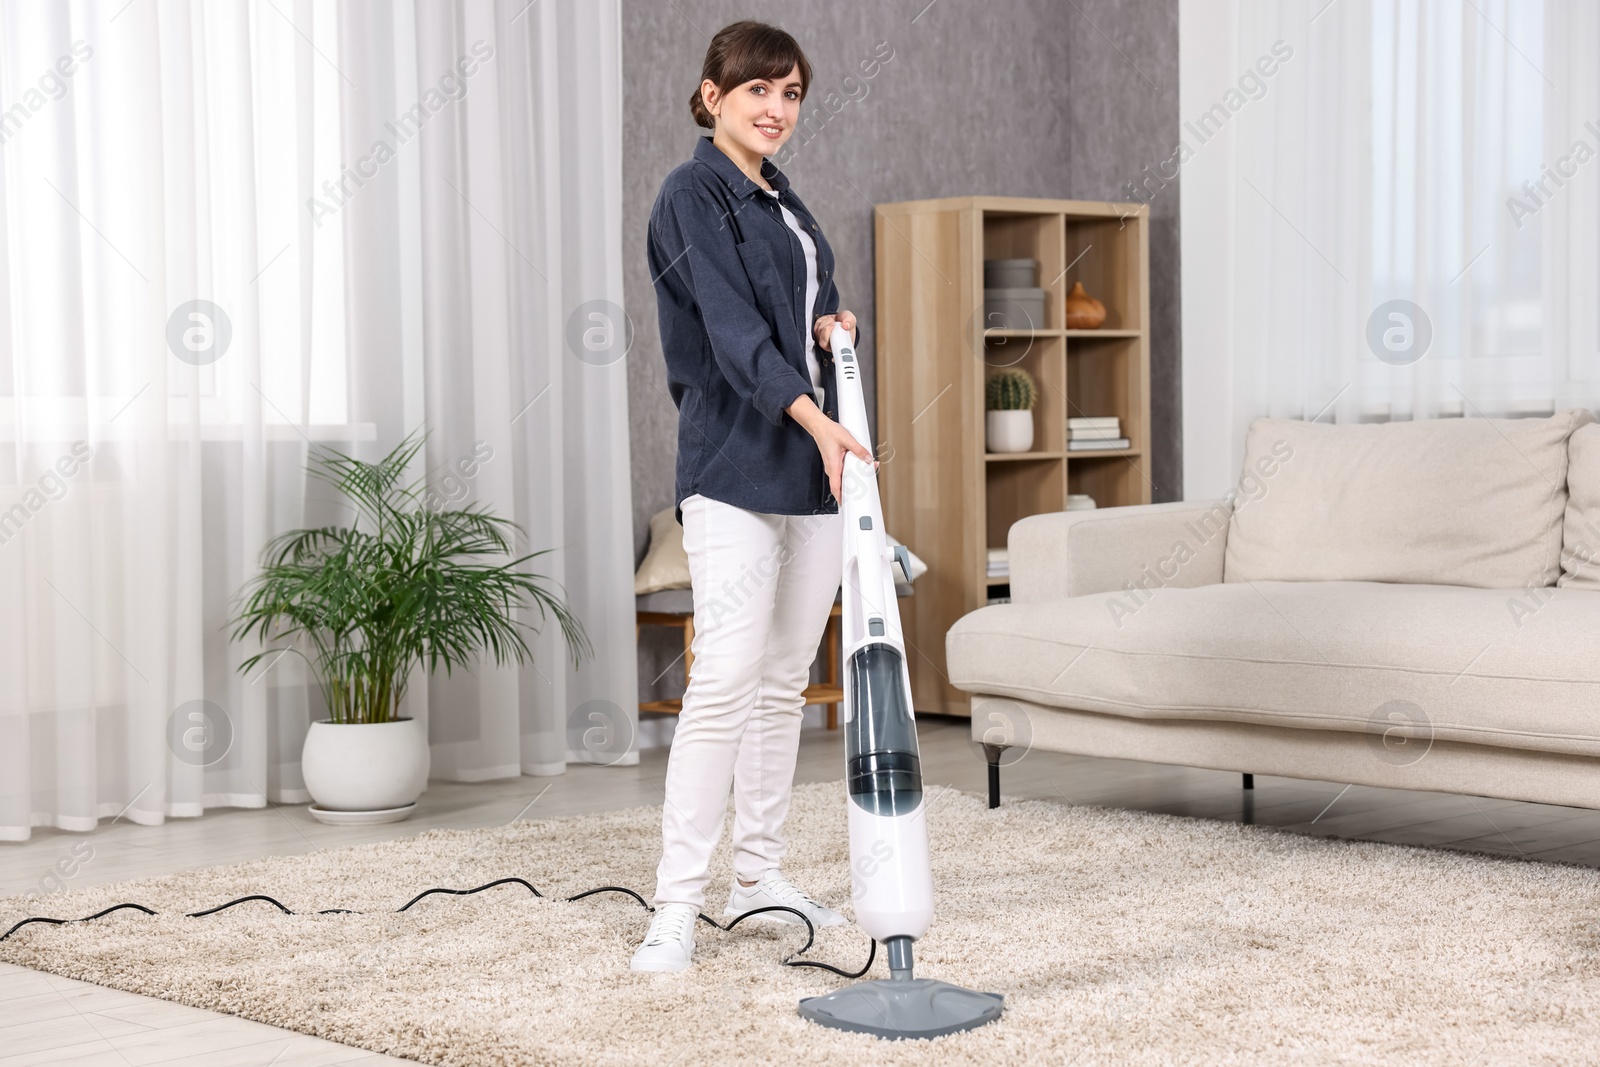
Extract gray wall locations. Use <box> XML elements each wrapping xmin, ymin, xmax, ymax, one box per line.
<box><xmin>1066</xmin><ymin>0</ymin><xmax>1182</xmax><ymax>510</ymax></box>
<box><xmin>622</xmin><ymin>0</ymin><xmax>1180</xmax><ymax>705</ymax></box>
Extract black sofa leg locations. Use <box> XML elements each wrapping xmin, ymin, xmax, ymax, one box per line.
<box><xmin>1242</xmin><ymin>773</ymin><xmax>1254</xmax><ymax>790</ymax></box>
<box><xmin>983</xmin><ymin>744</ymin><xmax>1006</xmax><ymax>808</ymax></box>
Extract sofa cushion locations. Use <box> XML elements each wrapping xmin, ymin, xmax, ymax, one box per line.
<box><xmin>1561</xmin><ymin>422</ymin><xmax>1600</xmax><ymax>590</ymax></box>
<box><xmin>946</xmin><ymin>579</ymin><xmax>1600</xmax><ymax>758</ymax></box>
<box><xmin>1223</xmin><ymin>410</ymin><xmax>1593</xmax><ymax>589</ymax></box>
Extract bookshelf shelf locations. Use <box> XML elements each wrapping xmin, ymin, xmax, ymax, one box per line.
<box><xmin>984</xmin><ymin>451</ymin><xmax>1066</xmax><ymax>462</ymax></box>
<box><xmin>874</xmin><ymin>195</ymin><xmax>1152</xmax><ymax>717</ymax></box>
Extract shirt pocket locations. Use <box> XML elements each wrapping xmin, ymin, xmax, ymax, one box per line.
<box><xmin>735</xmin><ymin>238</ymin><xmax>795</xmax><ymax>335</ymax></box>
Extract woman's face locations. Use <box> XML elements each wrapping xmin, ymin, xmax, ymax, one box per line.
<box><xmin>705</xmin><ymin>63</ymin><xmax>802</xmax><ymax>157</ymax></box>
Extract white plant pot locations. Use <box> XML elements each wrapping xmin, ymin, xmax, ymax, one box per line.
<box><xmin>986</xmin><ymin>410</ymin><xmax>1035</xmax><ymax>453</ymax></box>
<box><xmin>301</xmin><ymin>717</ymin><xmax>429</xmax><ymax>822</ymax></box>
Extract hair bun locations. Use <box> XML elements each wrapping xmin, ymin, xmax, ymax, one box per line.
<box><xmin>689</xmin><ymin>87</ymin><xmax>714</xmax><ymax>129</ymax></box>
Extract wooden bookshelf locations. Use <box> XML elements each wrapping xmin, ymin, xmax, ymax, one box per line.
<box><xmin>873</xmin><ymin>196</ymin><xmax>1152</xmax><ymax>717</ymax></box>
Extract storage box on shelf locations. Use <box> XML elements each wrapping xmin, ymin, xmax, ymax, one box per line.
<box><xmin>874</xmin><ymin>195</ymin><xmax>1152</xmax><ymax>717</ymax></box>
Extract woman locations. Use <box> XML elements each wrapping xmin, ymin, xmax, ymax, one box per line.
<box><xmin>633</xmin><ymin>20</ymin><xmax>876</xmax><ymax>973</ymax></box>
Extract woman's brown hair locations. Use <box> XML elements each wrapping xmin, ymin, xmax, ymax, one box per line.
<box><xmin>690</xmin><ymin>20</ymin><xmax>812</xmax><ymax>130</ymax></box>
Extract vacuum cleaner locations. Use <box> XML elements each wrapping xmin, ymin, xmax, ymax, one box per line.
<box><xmin>797</xmin><ymin>324</ymin><xmax>1004</xmax><ymax>1039</ymax></box>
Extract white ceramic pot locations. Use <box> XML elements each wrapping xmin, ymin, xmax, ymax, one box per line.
<box><xmin>986</xmin><ymin>410</ymin><xmax>1035</xmax><ymax>453</ymax></box>
<box><xmin>301</xmin><ymin>717</ymin><xmax>429</xmax><ymax>820</ymax></box>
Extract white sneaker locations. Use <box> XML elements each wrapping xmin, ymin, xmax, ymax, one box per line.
<box><xmin>723</xmin><ymin>870</ymin><xmax>846</xmax><ymax>929</ymax></box>
<box><xmin>630</xmin><ymin>903</ymin><xmax>698</xmax><ymax>973</ymax></box>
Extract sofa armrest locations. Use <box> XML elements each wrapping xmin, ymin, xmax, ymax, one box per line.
<box><xmin>1007</xmin><ymin>499</ymin><xmax>1235</xmax><ymax>603</ymax></box>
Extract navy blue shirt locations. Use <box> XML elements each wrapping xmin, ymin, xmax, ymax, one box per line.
<box><xmin>648</xmin><ymin>135</ymin><xmax>842</xmax><ymax>526</ymax></box>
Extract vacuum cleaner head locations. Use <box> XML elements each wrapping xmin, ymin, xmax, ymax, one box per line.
<box><xmin>800</xmin><ymin>977</ymin><xmax>1004</xmax><ymax>1039</ymax></box>
<box><xmin>801</xmin><ymin>324</ymin><xmax>1003</xmax><ymax>1039</ymax></box>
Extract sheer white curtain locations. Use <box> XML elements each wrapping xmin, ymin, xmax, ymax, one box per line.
<box><xmin>0</xmin><ymin>0</ymin><xmax>636</xmax><ymax>841</ymax></box>
<box><xmin>1181</xmin><ymin>0</ymin><xmax>1600</xmax><ymax>498</ymax></box>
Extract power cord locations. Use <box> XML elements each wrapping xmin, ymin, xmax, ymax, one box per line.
<box><xmin>0</xmin><ymin>876</ymin><xmax>877</xmax><ymax>979</ymax></box>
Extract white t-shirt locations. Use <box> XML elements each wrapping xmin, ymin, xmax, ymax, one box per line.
<box><xmin>763</xmin><ymin>188</ymin><xmax>823</xmax><ymax>410</ymax></box>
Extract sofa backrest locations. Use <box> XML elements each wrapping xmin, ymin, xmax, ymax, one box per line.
<box><xmin>1561</xmin><ymin>423</ymin><xmax>1600</xmax><ymax>590</ymax></box>
<box><xmin>1223</xmin><ymin>409</ymin><xmax>1595</xmax><ymax>589</ymax></box>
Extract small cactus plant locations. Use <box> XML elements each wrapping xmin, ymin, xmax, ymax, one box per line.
<box><xmin>986</xmin><ymin>367</ymin><xmax>1037</xmax><ymax>412</ymax></box>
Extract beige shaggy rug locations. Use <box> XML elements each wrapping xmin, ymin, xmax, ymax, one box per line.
<box><xmin>4</xmin><ymin>783</ymin><xmax>1600</xmax><ymax>1066</ymax></box>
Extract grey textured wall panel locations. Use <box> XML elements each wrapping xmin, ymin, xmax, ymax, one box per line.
<box><xmin>1066</xmin><ymin>0</ymin><xmax>1182</xmax><ymax>504</ymax></box>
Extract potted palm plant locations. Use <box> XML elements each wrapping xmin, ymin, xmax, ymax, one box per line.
<box><xmin>231</xmin><ymin>433</ymin><xmax>591</xmax><ymax>824</ymax></box>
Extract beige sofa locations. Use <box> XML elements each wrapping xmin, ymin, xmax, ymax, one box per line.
<box><xmin>947</xmin><ymin>409</ymin><xmax>1600</xmax><ymax>810</ymax></box>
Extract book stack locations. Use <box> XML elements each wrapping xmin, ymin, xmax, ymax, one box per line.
<box><xmin>1068</xmin><ymin>416</ymin><xmax>1128</xmax><ymax>452</ymax></box>
<box><xmin>986</xmin><ymin>547</ymin><xmax>1008</xmax><ymax>580</ymax></box>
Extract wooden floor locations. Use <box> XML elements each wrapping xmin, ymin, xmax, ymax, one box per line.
<box><xmin>5</xmin><ymin>716</ymin><xmax>1600</xmax><ymax>1064</ymax></box>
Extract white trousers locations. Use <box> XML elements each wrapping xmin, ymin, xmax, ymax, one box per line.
<box><xmin>653</xmin><ymin>492</ymin><xmax>843</xmax><ymax>908</ymax></box>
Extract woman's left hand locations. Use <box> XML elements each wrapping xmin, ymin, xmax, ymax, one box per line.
<box><xmin>813</xmin><ymin>311</ymin><xmax>858</xmax><ymax>351</ymax></box>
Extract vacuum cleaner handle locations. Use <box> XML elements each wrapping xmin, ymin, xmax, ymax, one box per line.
<box><xmin>830</xmin><ymin>323</ymin><xmax>874</xmax><ymax>460</ymax></box>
